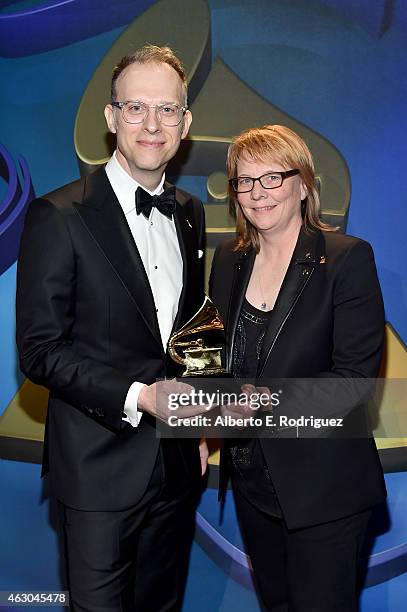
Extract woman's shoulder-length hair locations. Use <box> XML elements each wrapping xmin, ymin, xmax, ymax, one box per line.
<box><xmin>227</xmin><ymin>124</ymin><xmax>337</xmax><ymax>253</ymax></box>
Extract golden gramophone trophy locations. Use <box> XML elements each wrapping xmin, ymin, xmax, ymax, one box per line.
<box><xmin>168</xmin><ymin>295</ymin><xmax>228</xmax><ymax>377</ymax></box>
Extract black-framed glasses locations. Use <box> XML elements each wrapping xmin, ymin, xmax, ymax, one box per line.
<box><xmin>111</xmin><ymin>100</ymin><xmax>187</xmax><ymax>127</ymax></box>
<box><xmin>229</xmin><ymin>169</ymin><xmax>300</xmax><ymax>193</ymax></box>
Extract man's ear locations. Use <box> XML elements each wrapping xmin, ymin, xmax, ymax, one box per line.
<box><xmin>104</xmin><ymin>104</ymin><xmax>117</xmax><ymax>134</ymax></box>
<box><xmin>181</xmin><ymin>110</ymin><xmax>192</xmax><ymax>140</ymax></box>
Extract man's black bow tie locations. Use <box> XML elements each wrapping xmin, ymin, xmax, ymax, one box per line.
<box><xmin>135</xmin><ymin>186</ymin><xmax>176</xmax><ymax>219</ymax></box>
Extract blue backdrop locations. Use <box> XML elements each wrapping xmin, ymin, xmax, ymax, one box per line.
<box><xmin>1</xmin><ymin>1</ymin><xmax>406</xmax><ymax>609</ymax></box>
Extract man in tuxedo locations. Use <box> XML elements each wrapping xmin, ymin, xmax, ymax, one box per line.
<box><xmin>16</xmin><ymin>45</ymin><xmax>208</xmax><ymax>611</ymax></box>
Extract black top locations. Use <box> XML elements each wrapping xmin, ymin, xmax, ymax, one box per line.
<box><xmin>233</xmin><ymin>298</ymin><xmax>273</xmax><ymax>378</ymax></box>
<box><xmin>229</xmin><ymin>298</ymin><xmax>282</xmax><ymax>518</ymax></box>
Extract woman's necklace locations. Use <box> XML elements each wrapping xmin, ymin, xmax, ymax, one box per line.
<box><xmin>257</xmin><ymin>267</ymin><xmax>268</xmax><ymax>311</ymax></box>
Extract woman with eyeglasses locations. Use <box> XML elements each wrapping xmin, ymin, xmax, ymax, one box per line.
<box><xmin>209</xmin><ymin>125</ymin><xmax>386</xmax><ymax>611</ymax></box>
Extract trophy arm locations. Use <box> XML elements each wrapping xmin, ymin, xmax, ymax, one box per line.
<box><xmin>167</xmin><ymin>335</ymin><xmax>187</xmax><ymax>365</ymax></box>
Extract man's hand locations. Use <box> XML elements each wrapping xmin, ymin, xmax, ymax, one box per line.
<box><xmin>137</xmin><ymin>379</ymin><xmax>210</xmax><ymax>425</ymax></box>
<box><xmin>199</xmin><ymin>438</ymin><xmax>209</xmax><ymax>476</ymax></box>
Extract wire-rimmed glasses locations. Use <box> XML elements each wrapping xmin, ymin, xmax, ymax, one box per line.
<box><xmin>111</xmin><ymin>100</ymin><xmax>187</xmax><ymax>127</ymax></box>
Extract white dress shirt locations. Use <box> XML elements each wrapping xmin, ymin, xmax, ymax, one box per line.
<box><xmin>105</xmin><ymin>152</ymin><xmax>183</xmax><ymax>426</ymax></box>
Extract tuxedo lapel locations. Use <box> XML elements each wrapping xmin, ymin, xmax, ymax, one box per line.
<box><xmin>257</xmin><ymin>228</ymin><xmax>322</xmax><ymax>376</ymax></box>
<box><xmin>226</xmin><ymin>249</ymin><xmax>256</xmax><ymax>371</ymax></box>
<box><xmin>171</xmin><ymin>187</ymin><xmax>197</xmax><ymax>333</ymax></box>
<box><xmin>73</xmin><ymin>168</ymin><xmax>163</xmax><ymax>351</ymax></box>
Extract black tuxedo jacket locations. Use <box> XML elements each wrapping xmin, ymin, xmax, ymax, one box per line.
<box><xmin>210</xmin><ymin>227</ymin><xmax>386</xmax><ymax>529</ymax></box>
<box><xmin>16</xmin><ymin>167</ymin><xmax>205</xmax><ymax>510</ymax></box>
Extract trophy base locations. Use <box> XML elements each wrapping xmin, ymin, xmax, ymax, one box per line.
<box><xmin>181</xmin><ymin>368</ymin><xmax>231</xmax><ymax>377</ymax></box>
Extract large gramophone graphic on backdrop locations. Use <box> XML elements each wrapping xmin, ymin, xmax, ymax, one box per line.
<box><xmin>72</xmin><ymin>0</ymin><xmax>352</xmax><ymax>236</ymax></box>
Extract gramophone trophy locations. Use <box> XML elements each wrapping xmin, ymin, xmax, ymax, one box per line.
<box><xmin>168</xmin><ymin>295</ymin><xmax>228</xmax><ymax>377</ymax></box>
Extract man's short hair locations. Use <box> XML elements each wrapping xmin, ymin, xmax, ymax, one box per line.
<box><xmin>111</xmin><ymin>44</ymin><xmax>188</xmax><ymax>103</ymax></box>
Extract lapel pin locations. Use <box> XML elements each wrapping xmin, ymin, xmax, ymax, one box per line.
<box><xmin>186</xmin><ymin>219</ymin><xmax>192</xmax><ymax>229</ymax></box>
<box><xmin>320</xmin><ymin>256</ymin><xmax>326</xmax><ymax>264</ymax></box>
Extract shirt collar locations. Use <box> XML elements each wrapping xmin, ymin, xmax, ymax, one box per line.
<box><xmin>105</xmin><ymin>151</ymin><xmax>166</xmax><ymax>215</ymax></box>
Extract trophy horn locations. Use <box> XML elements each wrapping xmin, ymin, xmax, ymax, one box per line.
<box><xmin>168</xmin><ymin>295</ymin><xmax>225</xmax><ymax>374</ymax></box>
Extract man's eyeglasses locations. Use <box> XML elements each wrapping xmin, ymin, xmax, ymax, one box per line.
<box><xmin>229</xmin><ymin>169</ymin><xmax>300</xmax><ymax>193</ymax></box>
<box><xmin>111</xmin><ymin>101</ymin><xmax>187</xmax><ymax>127</ymax></box>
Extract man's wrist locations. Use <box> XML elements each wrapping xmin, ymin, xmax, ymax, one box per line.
<box><xmin>137</xmin><ymin>384</ymin><xmax>149</xmax><ymax>412</ymax></box>
<box><xmin>123</xmin><ymin>382</ymin><xmax>146</xmax><ymax>427</ymax></box>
